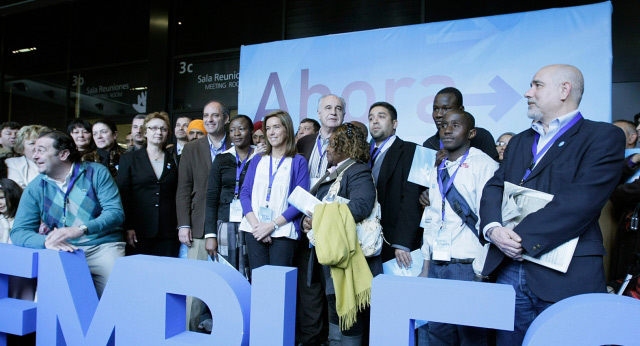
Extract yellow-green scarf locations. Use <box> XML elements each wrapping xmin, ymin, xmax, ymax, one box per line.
<box><xmin>313</xmin><ymin>202</ymin><xmax>373</xmax><ymax>331</ymax></box>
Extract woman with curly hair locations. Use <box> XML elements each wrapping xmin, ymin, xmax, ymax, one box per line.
<box><xmin>302</xmin><ymin>122</ymin><xmax>380</xmax><ymax>345</ymax></box>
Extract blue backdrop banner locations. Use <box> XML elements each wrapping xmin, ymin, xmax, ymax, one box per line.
<box><xmin>239</xmin><ymin>2</ymin><xmax>612</xmax><ymax>144</ymax></box>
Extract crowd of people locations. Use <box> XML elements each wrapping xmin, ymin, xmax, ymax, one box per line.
<box><xmin>0</xmin><ymin>64</ymin><xmax>636</xmax><ymax>346</ymax></box>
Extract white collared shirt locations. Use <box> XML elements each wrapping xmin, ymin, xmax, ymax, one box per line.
<box><xmin>529</xmin><ymin>110</ymin><xmax>579</xmax><ymax>168</ymax></box>
<box><xmin>44</xmin><ymin>163</ymin><xmax>75</xmax><ymax>193</ymax></box>
<box><xmin>309</xmin><ymin>133</ymin><xmax>330</xmax><ymax>179</ymax></box>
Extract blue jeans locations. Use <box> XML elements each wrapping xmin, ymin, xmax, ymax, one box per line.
<box><xmin>495</xmin><ymin>260</ymin><xmax>553</xmax><ymax>346</ymax></box>
<box><xmin>426</xmin><ymin>262</ymin><xmax>487</xmax><ymax>346</ymax></box>
<box><xmin>244</xmin><ymin>233</ymin><xmax>297</xmax><ymax>270</ymax></box>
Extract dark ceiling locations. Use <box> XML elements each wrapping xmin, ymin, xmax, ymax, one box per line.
<box><xmin>2</xmin><ymin>0</ymin><xmax>636</xmax><ymax>81</ymax></box>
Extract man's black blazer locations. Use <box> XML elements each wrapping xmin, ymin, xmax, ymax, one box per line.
<box><xmin>480</xmin><ymin>117</ymin><xmax>625</xmax><ymax>302</ymax></box>
<box><xmin>376</xmin><ymin>137</ymin><xmax>423</xmax><ymax>259</ymax></box>
<box><xmin>297</xmin><ymin>133</ymin><xmax>317</xmax><ymax>162</ymax></box>
<box><xmin>117</xmin><ymin>147</ymin><xmax>179</xmax><ymax>239</ymax></box>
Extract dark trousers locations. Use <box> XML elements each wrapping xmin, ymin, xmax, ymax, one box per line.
<box><xmin>295</xmin><ymin>242</ymin><xmax>328</xmax><ymax>345</ymax></box>
<box><xmin>327</xmin><ymin>294</ymin><xmax>369</xmax><ymax>337</ymax></box>
<box><xmin>244</xmin><ymin>233</ymin><xmax>297</xmax><ymax>270</ymax></box>
<box><xmin>126</xmin><ymin>236</ymin><xmax>180</xmax><ymax>257</ymax></box>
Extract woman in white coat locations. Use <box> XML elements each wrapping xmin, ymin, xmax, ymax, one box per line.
<box><xmin>5</xmin><ymin>125</ymin><xmax>50</xmax><ymax>188</ymax></box>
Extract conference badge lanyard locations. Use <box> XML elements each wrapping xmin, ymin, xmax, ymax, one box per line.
<box><xmin>433</xmin><ymin>149</ymin><xmax>469</xmax><ymax>261</ymax></box>
<box><xmin>369</xmin><ymin>136</ymin><xmax>392</xmax><ymax>168</ymax></box>
<box><xmin>520</xmin><ymin>113</ymin><xmax>582</xmax><ymax>185</ymax></box>
<box><xmin>230</xmin><ymin>148</ymin><xmax>252</xmax><ymax>223</ymax></box>
<box><xmin>310</xmin><ymin>135</ymin><xmax>328</xmax><ymax>187</ymax></box>
<box><xmin>259</xmin><ymin>155</ymin><xmax>285</xmax><ymax>223</ymax></box>
<box><xmin>61</xmin><ymin>164</ymin><xmax>81</xmax><ymax>226</ymax></box>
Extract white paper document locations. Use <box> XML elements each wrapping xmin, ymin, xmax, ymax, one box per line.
<box><xmin>407</xmin><ymin>146</ymin><xmax>438</xmax><ymax>187</ymax></box>
<box><xmin>287</xmin><ymin>186</ymin><xmax>322</xmax><ymax>217</ymax></box>
<box><xmin>502</xmin><ymin>182</ymin><xmax>578</xmax><ymax>273</ymax></box>
<box><xmin>382</xmin><ymin>249</ymin><xmax>424</xmax><ymax>277</ymax></box>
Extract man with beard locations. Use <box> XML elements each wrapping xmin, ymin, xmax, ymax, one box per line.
<box><xmin>130</xmin><ymin>114</ymin><xmax>146</xmax><ymax>151</ymax></box>
<box><xmin>368</xmin><ymin>101</ymin><xmax>422</xmax><ymax>265</ymax></box>
<box><xmin>480</xmin><ymin>64</ymin><xmax>625</xmax><ymax>345</ymax></box>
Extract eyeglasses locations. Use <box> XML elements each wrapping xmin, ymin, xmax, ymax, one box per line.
<box><xmin>148</xmin><ymin>126</ymin><xmax>169</xmax><ymax>133</ymax></box>
<box><xmin>496</xmin><ymin>141</ymin><xmax>508</xmax><ymax>147</ymax></box>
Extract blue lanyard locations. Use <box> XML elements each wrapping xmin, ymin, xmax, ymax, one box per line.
<box><xmin>234</xmin><ymin>148</ymin><xmax>252</xmax><ymax>196</ymax></box>
<box><xmin>62</xmin><ymin>164</ymin><xmax>81</xmax><ymax>225</ymax></box>
<box><xmin>369</xmin><ymin>136</ymin><xmax>392</xmax><ymax>167</ymax></box>
<box><xmin>437</xmin><ymin>149</ymin><xmax>470</xmax><ymax>223</ymax></box>
<box><xmin>316</xmin><ymin>136</ymin><xmax>327</xmax><ymax>176</ymax></box>
<box><xmin>209</xmin><ymin>139</ymin><xmax>227</xmax><ymax>161</ymax></box>
<box><xmin>520</xmin><ymin>113</ymin><xmax>582</xmax><ymax>184</ymax></box>
<box><xmin>266</xmin><ymin>155</ymin><xmax>285</xmax><ymax>203</ymax></box>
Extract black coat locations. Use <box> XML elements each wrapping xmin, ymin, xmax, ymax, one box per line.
<box><xmin>375</xmin><ymin>138</ymin><xmax>423</xmax><ymax>259</ymax></box>
<box><xmin>116</xmin><ymin>148</ymin><xmax>178</xmax><ymax>239</ymax></box>
<box><xmin>313</xmin><ymin>159</ymin><xmax>376</xmax><ymax>223</ymax></box>
<box><xmin>204</xmin><ymin>150</ymin><xmax>252</xmax><ymax>236</ymax></box>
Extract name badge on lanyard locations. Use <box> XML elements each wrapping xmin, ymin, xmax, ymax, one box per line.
<box><xmin>432</xmin><ymin>230</ymin><xmax>452</xmax><ymax>261</ymax></box>
<box><xmin>258</xmin><ymin>206</ymin><xmax>274</xmax><ymax>223</ymax></box>
<box><xmin>229</xmin><ymin>199</ymin><xmax>243</xmax><ymax>222</ymax></box>
<box><xmin>230</xmin><ymin>149</ymin><xmax>251</xmax><ymax>222</ymax></box>
<box><xmin>432</xmin><ymin>150</ymin><xmax>469</xmax><ymax>261</ymax></box>
<box><xmin>261</xmin><ymin>156</ymin><xmax>284</xmax><ymax>222</ymax></box>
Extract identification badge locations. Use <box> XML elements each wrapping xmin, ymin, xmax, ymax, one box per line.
<box><xmin>229</xmin><ymin>199</ymin><xmax>243</xmax><ymax>223</ymax></box>
<box><xmin>258</xmin><ymin>206</ymin><xmax>274</xmax><ymax>222</ymax></box>
<box><xmin>432</xmin><ymin>229</ymin><xmax>452</xmax><ymax>261</ymax></box>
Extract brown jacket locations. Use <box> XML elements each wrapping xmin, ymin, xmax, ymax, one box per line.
<box><xmin>176</xmin><ymin>136</ymin><xmax>232</xmax><ymax>238</ymax></box>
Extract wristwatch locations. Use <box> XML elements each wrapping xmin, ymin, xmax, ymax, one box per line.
<box><xmin>78</xmin><ymin>225</ymin><xmax>88</xmax><ymax>235</ymax></box>
<box><xmin>272</xmin><ymin>221</ymin><xmax>280</xmax><ymax>231</ymax></box>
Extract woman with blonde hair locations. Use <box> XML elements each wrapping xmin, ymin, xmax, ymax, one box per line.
<box><xmin>239</xmin><ymin>110</ymin><xmax>309</xmax><ymax>270</ymax></box>
<box><xmin>6</xmin><ymin>125</ymin><xmax>51</xmax><ymax>188</ymax></box>
<box><xmin>116</xmin><ymin>112</ymin><xmax>179</xmax><ymax>256</ymax></box>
